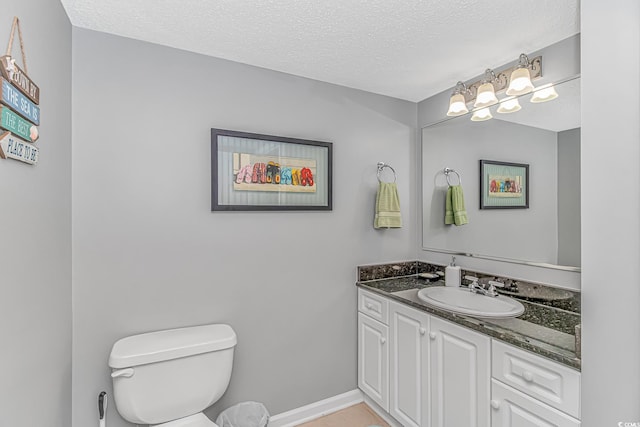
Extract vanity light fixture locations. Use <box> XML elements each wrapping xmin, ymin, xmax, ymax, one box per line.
<box><xmin>470</xmin><ymin>107</ymin><xmax>493</xmax><ymax>122</ymax></box>
<box><xmin>474</xmin><ymin>69</ymin><xmax>500</xmax><ymax>108</ymax></box>
<box><xmin>497</xmin><ymin>96</ymin><xmax>522</xmax><ymax>114</ymax></box>
<box><xmin>446</xmin><ymin>81</ymin><xmax>471</xmax><ymax>116</ymax></box>
<box><xmin>444</xmin><ymin>53</ymin><xmax>543</xmax><ymax>118</ymax></box>
<box><xmin>530</xmin><ymin>83</ymin><xmax>559</xmax><ymax>103</ymax></box>
<box><xmin>506</xmin><ymin>54</ymin><xmax>535</xmax><ymax>96</ymax></box>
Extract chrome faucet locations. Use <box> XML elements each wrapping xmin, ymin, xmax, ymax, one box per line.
<box><xmin>464</xmin><ymin>276</ymin><xmax>504</xmax><ymax>298</ymax></box>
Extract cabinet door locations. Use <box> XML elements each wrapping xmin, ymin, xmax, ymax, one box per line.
<box><xmin>389</xmin><ymin>302</ymin><xmax>430</xmax><ymax>427</ymax></box>
<box><xmin>358</xmin><ymin>312</ymin><xmax>389</xmax><ymax>411</ymax></box>
<box><xmin>430</xmin><ymin>316</ymin><xmax>491</xmax><ymax>427</ymax></box>
<box><xmin>491</xmin><ymin>380</ymin><xmax>580</xmax><ymax>427</ymax></box>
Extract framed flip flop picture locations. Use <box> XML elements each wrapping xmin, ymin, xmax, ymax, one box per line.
<box><xmin>211</xmin><ymin>128</ymin><xmax>333</xmax><ymax>211</ymax></box>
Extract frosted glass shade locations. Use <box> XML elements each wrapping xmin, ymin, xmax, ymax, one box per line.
<box><xmin>497</xmin><ymin>97</ymin><xmax>521</xmax><ymax>114</ymax></box>
<box><xmin>446</xmin><ymin>93</ymin><xmax>469</xmax><ymax>116</ymax></box>
<box><xmin>471</xmin><ymin>107</ymin><xmax>492</xmax><ymax>122</ymax></box>
<box><xmin>531</xmin><ymin>84</ymin><xmax>559</xmax><ymax>103</ymax></box>
<box><xmin>506</xmin><ymin>67</ymin><xmax>534</xmax><ymax>95</ymax></box>
<box><xmin>474</xmin><ymin>83</ymin><xmax>498</xmax><ymax>108</ymax></box>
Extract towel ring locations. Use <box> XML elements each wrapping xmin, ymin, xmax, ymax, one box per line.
<box><xmin>377</xmin><ymin>162</ymin><xmax>397</xmax><ymax>183</ymax></box>
<box><xmin>444</xmin><ymin>167</ymin><xmax>461</xmax><ymax>186</ymax></box>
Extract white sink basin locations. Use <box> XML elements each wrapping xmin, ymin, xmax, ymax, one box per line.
<box><xmin>417</xmin><ymin>286</ymin><xmax>525</xmax><ymax>319</ymax></box>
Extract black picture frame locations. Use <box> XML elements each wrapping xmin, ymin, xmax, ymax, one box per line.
<box><xmin>479</xmin><ymin>160</ymin><xmax>529</xmax><ymax>209</ymax></box>
<box><xmin>211</xmin><ymin>128</ymin><xmax>333</xmax><ymax>211</ymax></box>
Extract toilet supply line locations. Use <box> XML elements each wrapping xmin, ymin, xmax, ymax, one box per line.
<box><xmin>98</xmin><ymin>391</ymin><xmax>107</xmax><ymax>427</ymax></box>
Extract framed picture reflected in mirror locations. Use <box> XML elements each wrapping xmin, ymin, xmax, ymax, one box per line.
<box><xmin>480</xmin><ymin>159</ymin><xmax>529</xmax><ymax>209</ymax></box>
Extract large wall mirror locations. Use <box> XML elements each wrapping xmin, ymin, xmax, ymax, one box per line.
<box><xmin>421</xmin><ymin>76</ymin><xmax>580</xmax><ymax>271</ymax></box>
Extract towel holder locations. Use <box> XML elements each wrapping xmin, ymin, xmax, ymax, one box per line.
<box><xmin>444</xmin><ymin>167</ymin><xmax>462</xmax><ymax>186</ymax></box>
<box><xmin>377</xmin><ymin>162</ymin><xmax>397</xmax><ymax>183</ymax></box>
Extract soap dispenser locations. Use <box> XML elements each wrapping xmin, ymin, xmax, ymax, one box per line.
<box><xmin>445</xmin><ymin>257</ymin><xmax>461</xmax><ymax>287</ymax></box>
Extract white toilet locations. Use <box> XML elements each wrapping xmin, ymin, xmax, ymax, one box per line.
<box><xmin>109</xmin><ymin>323</ymin><xmax>237</xmax><ymax>426</ymax></box>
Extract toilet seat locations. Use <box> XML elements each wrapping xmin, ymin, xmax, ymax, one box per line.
<box><xmin>152</xmin><ymin>412</ymin><xmax>217</xmax><ymax>427</ymax></box>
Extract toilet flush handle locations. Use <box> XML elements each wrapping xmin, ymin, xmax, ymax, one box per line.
<box><xmin>111</xmin><ymin>368</ymin><xmax>135</xmax><ymax>378</ymax></box>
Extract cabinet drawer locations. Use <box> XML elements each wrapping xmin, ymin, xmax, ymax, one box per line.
<box><xmin>492</xmin><ymin>340</ymin><xmax>580</xmax><ymax>418</ymax></box>
<box><xmin>358</xmin><ymin>289</ymin><xmax>389</xmax><ymax>324</ymax></box>
<box><xmin>491</xmin><ymin>380</ymin><xmax>580</xmax><ymax>427</ymax></box>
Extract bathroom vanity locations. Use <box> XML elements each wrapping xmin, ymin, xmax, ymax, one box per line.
<box><xmin>356</xmin><ymin>267</ymin><xmax>581</xmax><ymax>427</ymax></box>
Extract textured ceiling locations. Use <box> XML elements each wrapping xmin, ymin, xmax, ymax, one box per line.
<box><xmin>60</xmin><ymin>0</ymin><xmax>579</xmax><ymax>102</ymax></box>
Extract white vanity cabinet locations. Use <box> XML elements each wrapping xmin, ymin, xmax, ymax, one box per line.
<box><xmin>357</xmin><ymin>288</ymin><xmax>582</xmax><ymax>427</ymax></box>
<box><xmin>389</xmin><ymin>301</ymin><xmax>430</xmax><ymax>427</ymax></box>
<box><xmin>358</xmin><ymin>291</ymin><xmax>389</xmax><ymax>411</ymax></box>
<box><xmin>430</xmin><ymin>316</ymin><xmax>491</xmax><ymax>427</ymax></box>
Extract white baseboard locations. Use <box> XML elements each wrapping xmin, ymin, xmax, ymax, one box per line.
<box><xmin>268</xmin><ymin>389</ymin><xmax>364</xmax><ymax>427</ymax></box>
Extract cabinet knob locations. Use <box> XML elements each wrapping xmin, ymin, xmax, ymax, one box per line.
<box><xmin>419</xmin><ymin>327</ymin><xmax>426</xmax><ymax>335</ymax></box>
<box><xmin>366</xmin><ymin>303</ymin><xmax>373</xmax><ymax>309</ymax></box>
<box><xmin>429</xmin><ymin>332</ymin><xmax>436</xmax><ymax>340</ymax></box>
<box><xmin>523</xmin><ymin>371</ymin><xmax>534</xmax><ymax>382</ymax></box>
<box><xmin>490</xmin><ymin>400</ymin><xmax>501</xmax><ymax>410</ymax></box>
<box><xmin>380</xmin><ymin>337</ymin><xmax>386</xmax><ymax>345</ymax></box>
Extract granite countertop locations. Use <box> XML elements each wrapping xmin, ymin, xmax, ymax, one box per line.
<box><xmin>357</xmin><ymin>276</ymin><xmax>581</xmax><ymax>370</ymax></box>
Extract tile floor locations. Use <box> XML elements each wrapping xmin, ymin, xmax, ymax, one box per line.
<box><xmin>296</xmin><ymin>403</ymin><xmax>389</xmax><ymax>427</ymax></box>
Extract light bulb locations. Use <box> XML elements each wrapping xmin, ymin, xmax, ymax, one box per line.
<box><xmin>474</xmin><ymin>83</ymin><xmax>498</xmax><ymax>108</ymax></box>
<box><xmin>447</xmin><ymin>93</ymin><xmax>469</xmax><ymax>116</ymax></box>
<box><xmin>471</xmin><ymin>107</ymin><xmax>492</xmax><ymax>122</ymax></box>
<box><xmin>497</xmin><ymin>96</ymin><xmax>522</xmax><ymax>114</ymax></box>
<box><xmin>531</xmin><ymin>84</ymin><xmax>559</xmax><ymax>103</ymax></box>
<box><xmin>506</xmin><ymin>67</ymin><xmax>534</xmax><ymax>96</ymax></box>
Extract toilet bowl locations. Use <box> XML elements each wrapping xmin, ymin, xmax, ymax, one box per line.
<box><xmin>109</xmin><ymin>324</ymin><xmax>237</xmax><ymax>426</ymax></box>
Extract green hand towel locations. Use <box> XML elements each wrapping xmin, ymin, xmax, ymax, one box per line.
<box><xmin>445</xmin><ymin>187</ymin><xmax>454</xmax><ymax>225</ymax></box>
<box><xmin>374</xmin><ymin>182</ymin><xmax>402</xmax><ymax>229</ymax></box>
<box><xmin>452</xmin><ymin>185</ymin><xmax>468</xmax><ymax>225</ymax></box>
<box><xmin>445</xmin><ymin>185</ymin><xmax>468</xmax><ymax>226</ymax></box>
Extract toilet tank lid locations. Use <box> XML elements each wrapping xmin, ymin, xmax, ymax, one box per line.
<box><xmin>108</xmin><ymin>324</ymin><xmax>237</xmax><ymax>369</ymax></box>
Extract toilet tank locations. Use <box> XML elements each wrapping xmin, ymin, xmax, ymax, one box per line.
<box><xmin>109</xmin><ymin>324</ymin><xmax>237</xmax><ymax>425</ymax></box>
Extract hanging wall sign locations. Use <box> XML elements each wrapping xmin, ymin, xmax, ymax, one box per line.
<box><xmin>1</xmin><ymin>77</ymin><xmax>39</xmax><ymax>125</ymax></box>
<box><xmin>0</xmin><ymin>105</ymin><xmax>37</xmax><ymax>142</ymax></box>
<box><xmin>0</xmin><ymin>17</ymin><xmax>41</xmax><ymax>166</ymax></box>
<box><xmin>0</xmin><ymin>56</ymin><xmax>38</xmax><ymax>105</ymax></box>
<box><xmin>0</xmin><ymin>131</ymin><xmax>38</xmax><ymax>164</ymax></box>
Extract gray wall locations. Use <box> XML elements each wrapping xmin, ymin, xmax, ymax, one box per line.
<box><xmin>417</xmin><ymin>34</ymin><xmax>581</xmax><ymax>290</ymax></box>
<box><xmin>557</xmin><ymin>128</ymin><xmax>580</xmax><ymax>267</ymax></box>
<box><xmin>0</xmin><ymin>1</ymin><xmax>72</xmax><ymax>426</ymax></box>
<box><xmin>582</xmin><ymin>1</ymin><xmax>640</xmax><ymax>425</ymax></box>
<box><xmin>71</xmin><ymin>28</ymin><xmax>417</xmax><ymax>427</ymax></box>
<box><xmin>422</xmin><ymin>119</ymin><xmax>559</xmax><ymax>264</ymax></box>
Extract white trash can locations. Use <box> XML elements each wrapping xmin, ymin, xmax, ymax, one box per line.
<box><xmin>215</xmin><ymin>401</ymin><xmax>269</xmax><ymax>427</ymax></box>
